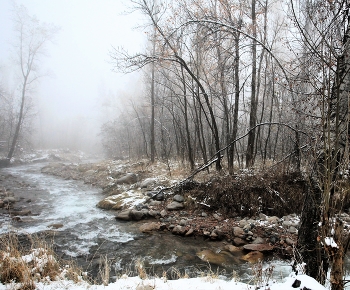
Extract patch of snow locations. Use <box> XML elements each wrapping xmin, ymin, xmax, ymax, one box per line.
<box><xmin>0</xmin><ymin>273</ymin><xmax>328</xmax><ymax>290</ymax></box>
<box><xmin>324</xmin><ymin>237</ymin><xmax>338</xmax><ymax>248</ymax></box>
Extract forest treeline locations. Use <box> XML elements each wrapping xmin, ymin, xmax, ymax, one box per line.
<box><xmin>104</xmin><ymin>0</ymin><xmax>333</xmax><ymax>174</ymax></box>
<box><xmin>105</xmin><ymin>2</ymin><xmax>350</xmax><ymax>289</ymax></box>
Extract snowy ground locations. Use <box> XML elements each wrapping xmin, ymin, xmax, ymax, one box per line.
<box><xmin>0</xmin><ymin>274</ymin><xmax>327</xmax><ymax>290</ymax></box>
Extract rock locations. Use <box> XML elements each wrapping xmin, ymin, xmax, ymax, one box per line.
<box><xmin>0</xmin><ymin>200</ymin><xmax>4</xmax><ymax>208</ymax></box>
<box><xmin>286</xmin><ymin>237</ymin><xmax>295</xmax><ymax>246</ymax></box>
<box><xmin>148</xmin><ymin>210</ymin><xmax>160</xmax><ymax>217</ymax></box>
<box><xmin>252</xmin><ymin>237</ymin><xmax>265</xmax><ymax>244</ymax></box>
<box><xmin>172</xmin><ymin>225</ymin><xmax>187</xmax><ymax>235</ymax></box>
<box><xmin>288</xmin><ymin>226</ymin><xmax>298</xmax><ymax>234</ymax></box>
<box><xmin>130</xmin><ymin>209</ymin><xmax>147</xmax><ymax>221</ymax></box>
<box><xmin>185</xmin><ymin>228</ymin><xmax>194</xmax><ymax>236</ymax></box>
<box><xmin>173</xmin><ymin>194</ymin><xmax>184</xmax><ymax>202</ymax></box>
<box><xmin>267</xmin><ymin>216</ymin><xmax>280</xmax><ymax>224</ymax></box>
<box><xmin>233</xmin><ymin>227</ymin><xmax>245</xmax><ymax>238</ymax></box>
<box><xmin>153</xmin><ymin>192</ymin><xmax>165</xmax><ymax>201</ymax></box>
<box><xmin>167</xmin><ymin>201</ymin><xmax>184</xmax><ymax>210</ymax></box>
<box><xmin>213</xmin><ymin>213</ymin><xmax>222</xmax><ymax>221</ymax></box>
<box><xmin>115</xmin><ymin>173</ymin><xmax>138</xmax><ymax>185</ymax></box>
<box><xmin>115</xmin><ymin>209</ymin><xmax>132</xmax><ymax>221</ymax></box>
<box><xmin>201</xmin><ymin>212</ymin><xmax>208</xmax><ymax>217</ymax></box>
<box><xmin>282</xmin><ymin>220</ymin><xmax>292</xmax><ymax>228</ymax></box>
<box><xmin>139</xmin><ymin>222</ymin><xmax>160</xmax><ymax>233</ymax></box>
<box><xmin>179</xmin><ymin>219</ymin><xmax>187</xmax><ymax>226</ymax></box>
<box><xmin>136</xmin><ymin>284</ymin><xmax>154</xmax><ymax>290</ymax></box>
<box><xmin>243</xmin><ymin>224</ymin><xmax>251</xmax><ymax>232</ymax></box>
<box><xmin>223</xmin><ymin>245</ymin><xmax>241</xmax><ymax>255</ymax></box>
<box><xmin>97</xmin><ymin>195</ymin><xmax>123</xmax><ymax>210</ymax></box>
<box><xmin>140</xmin><ymin>178</ymin><xmax>157</xmax><ymax>189</ymax></box>
<box><xmin>243</xmin><ymin>244</ymin><xmax>274</xmax><ymax>252</ymax></box>
<box><xmin>148</xmin><ymin>200</ymin><xmax>161</xmax><ymax>206</ymax></box>
<box><xmin>3</xmin><ymin>196</ymin><xmax>16</xmax><ymax>204</ymax></box>
<box><xmin>196</xmin><ymin>249</ymin><xmax>238</xmax><ymax>267</ymax></box>
<box><xmin>210</xmin><ymin>231</ymin><xmax>218</xmax><ymax>239</ymax></box>
<box><xmin>233</xmin><ymin>237</ymin><xmax>246</xmax><ymax>246</ymax></box>
<box><xmin>203</xmin><ymin>230</ymin><xmax>211</xmax><ymax>236</ymax></box>
<box><xmin>292</xmin><ymin>279</ymin><xmax>301</xmax><ymax>288</ymax></box>
<box><xmin>160</xmin><ymin>209</ymin><xmax>167</xmax><ymax>217</ymax></box>
<box><xmin>48</xmin><ymin>223</ymin><xmax>64</xmax><ymax>229</ymax></box>
<box><xmin>239</xmin><ymin>220</ymin><xmax>248</xmax><ymax>227</ymax></box>
<box><xmin>285</xmin><ymin>246</ymin><xmax>293</xmax><ymax>256</ymax></box>
<box><xmin>12</xmin><ymin>216</ymin><xmax>22</xmax><ymax>222</ymax></box>
<box><xmin>259</xmin><ymin>213</ymin><xmax>267</xmax><ymax>221</ymax></box>
<box><xmin>241</xmin><ymin>251</ymin><xmax>263</xmax><ymax>263</ymax></box>
<box><xmin>10</xmin><ymin>210</ymin><xmax>31</xmax><ymax>216</ymax></box>
<box><xmin>212</xmin><ymin>228</ymin><xmax>224</xmax><ymax>240</ymax></box>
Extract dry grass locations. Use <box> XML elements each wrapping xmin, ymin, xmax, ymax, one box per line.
<box><xmin>0</xmin><ymin>233</ymin><xmax>86</xmax><ymax>288</ymax></box>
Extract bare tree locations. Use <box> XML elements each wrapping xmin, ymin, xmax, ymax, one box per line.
<box><xmin>5</xmin><ymin>4</ymin><xmax>58</xmax><ymax>162</ymax></box>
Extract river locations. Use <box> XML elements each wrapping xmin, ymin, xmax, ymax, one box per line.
<box><xmin>0</xmin><ymin>162</ymin><xmax>345</xmax><ymax>285</ymax></box>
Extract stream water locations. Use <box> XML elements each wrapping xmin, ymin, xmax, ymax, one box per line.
<box><xmin>1</xmin><ymin>162</ymin><xmax>347</xmax><ymax>285</ymax></box>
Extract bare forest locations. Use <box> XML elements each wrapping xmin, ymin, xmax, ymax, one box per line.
<box><xmin>1</xmin><ymin>0</ymin><xmax>350</xmax><ymax>289</ymax></box>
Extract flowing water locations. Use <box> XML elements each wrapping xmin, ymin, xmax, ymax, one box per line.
<box><xmin>1</xmin><ymin>162</ymin><xmax>347</xmax><ymax>285</ymax></box>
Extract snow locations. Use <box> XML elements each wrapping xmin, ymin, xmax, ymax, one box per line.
<box><xmin>324</xmin><ymin>237</ymin><xmax>338</xmax><ymax>248</ymax></box>
<box><xmin>0</xmin><ymin>274</ymin><xmax>328</xmax><ymax>290</ymax></box>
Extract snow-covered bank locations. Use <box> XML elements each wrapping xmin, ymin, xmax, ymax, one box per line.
<box><xmin>0</xmin><ymin>274</ymin><xmax>327</xmax><ymax>290</ymax></box>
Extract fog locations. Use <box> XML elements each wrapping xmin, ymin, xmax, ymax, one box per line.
<box><xmin>0</xmin><ymin>0</ymin><xmax>146</xmax><ymax>154</ymax></box>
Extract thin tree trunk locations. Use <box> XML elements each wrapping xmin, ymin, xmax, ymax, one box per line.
<box><xmin>246</xmin><ymin>0</ymin><xmax>257</xmax><ymax>168</ymax></box>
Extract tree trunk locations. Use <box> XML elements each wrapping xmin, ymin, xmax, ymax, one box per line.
<box><xmin>7</xmin><ymin>76</ymin><xmax>28</xmax><ymax>160</ymax></box>
<box><xmin>296</xmin><ymin>177</ymin><xmax>328</xmax><ymax>284</ymax></box>
<box><xmin>246</xmin><ymin>0</ymin><xmax>257</xmax><ymax>168</ymax></box>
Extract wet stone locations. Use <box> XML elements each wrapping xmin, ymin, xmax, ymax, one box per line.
<box><xmin>173</xmin><ymin>194</ymin><xmax>184</xmax><ymax>203</ymax></box>
<box><xmin>167</xmin><ymin>201</ymin><xmax>184</xmax><ymax>210</ymax></box>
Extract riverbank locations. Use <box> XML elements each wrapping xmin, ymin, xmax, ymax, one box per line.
<box><xmin>1</xmin><ymin>156</ymin><xmax>349</xmax><ymax>288</ymax></box>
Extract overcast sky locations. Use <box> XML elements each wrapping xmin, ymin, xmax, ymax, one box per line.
<box><xmin>0</xmin><ymin>0</ymin><xmax>146</xmax><ymax>152</ymax></box>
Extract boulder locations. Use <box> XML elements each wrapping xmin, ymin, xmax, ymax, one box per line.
<box><xmin>233</xmin><ymin>227</ymin><xmax>245</xmax><ymax>238</ymax></box>
<box><xmin>148</xmin><ymin>210</ymin><xmax>160</xmax><ymax>217</ymax></box>
<box><xmin>115</xmin><ymin>173</ymin><xmax>138</xmax><ymax>185</ymax></box>
<box><xmin>148</xmin><ymin>200</ymin><xmax>161</xmax><ymax>206</ymax></box>
<box><xmin>10</xmin><ymin>209</ymin><xmax>31</xmax><ymax>216</ymax></box>
<box><xmin>243</xmin><ymin>244</ymin><xmax>274</xmax><ymax>252</ymax></box>
<box><xmin>140</xmin><ymin>178</ymin><xmax>157</xmax><ymax>189</ymax></box>
<box><xmin>241</xmin><ymin>251</ymin><xmax>263</xmax><ymax>263</ymax></box>
<box><xmin>3</xmin><ymin>196</ymin><xmax>16</xmax><ymax>204</ymax></box>
<box><xmin>167</xmin><ymin>201</ymin><xmax>184</xmax><ymax>210</ymax></box>
<box><xmin>223</xmin><ymin>245</ymin><xmax>242</xmax><ymax>255</ymax></box>
<box><xmin>115</xmin><ymin>209</ymin><xmax>132</xmax><ymax>221</ymax></box>
<box><xmin>173</xmin><ymin>194</ymin><xmax>184</xmax><ymax>203</ymax></box>
<box><xmin>130</xmin><ymin>209</ymin><xmax>148</xmax><ymax>221</ymax></box>
<box><xmin>196</xmin><ymin>249</ymin><xmax>238</xmax><ymax>267</ymax></box>
<box><xmin>239</xmin><ymin>220</ymin><xmax>248</xmax><ymax>228</ymax></box>
<box><xmin>252</xmin><ymin>237</ymin><xmax>265</xmax><ymax>244</ymax></box>
<box><xmin>172</xmin><ymin>225</ymin><xmax>187</xmax><ymax>235</ymax></box>
<box><xmin>185</xmin><ymin>228</ymin><xmax>194</xmax><ymax>236</ymax></box>
<box><xmin>97</xmin><ymin>195</ymin><xmax>122</xmax><ymax>210</ymax></box>
<box><xmin>233</xmin><ymin>238</ymin><xmax>246</xmax><ymax>247</ymax></box>
<box><xmin>139</xmin><ymin>222</ymin><xmax>160</xmax><ymax>233</ymax></box>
